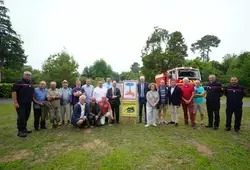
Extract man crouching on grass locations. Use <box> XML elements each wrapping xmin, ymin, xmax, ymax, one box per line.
<box><xmin>71</xmin><ymin>95</ymin><xmax>89</xmax><ymax>128</ymax></box>
<box><xmin>98</xmin><ymin>96</ymin><xmax>114</xmax><ymax>126</ymax></box>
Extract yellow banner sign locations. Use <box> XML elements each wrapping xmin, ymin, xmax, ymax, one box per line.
<box><xmin>122</xmin><ymin>101</ymin><xmax>137</xmax><ymax>117</ymax></box>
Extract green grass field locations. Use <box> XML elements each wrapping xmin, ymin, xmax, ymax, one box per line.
<box><xmin>1</xmin><ymin>104</ymin><xmax>250</xmax><ymax>170</ymax></box>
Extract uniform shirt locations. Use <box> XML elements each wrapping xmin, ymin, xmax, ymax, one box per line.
<box><xmin>34</xmin><ymin>88</ymin><xmax>47</xmax><ymax>109</ymax></box>
<box><xmin>103</xmin><ymin>82</ymin><xmax>112</xmax><ymax>89</ymax></box>
<box><xmin>72</xmin><ymin>87</ymin><xmax>85</xmax><ymax>105</ymax></box>
<box><xmin>12</xmin><ymin>78</ymin><xmax>34</xmax><ymax>103</ymax></box>
<box><xmin>193</xmin><ymin>86</ymin><xmax>205</xmax><ymax>104</ymax></box>
<box><xmin>224</xmin><ymin>85</ymin><xmax>246</xmax><ymax>106</ymax></box>
<box><xmin>47</xmin><ymin>88</ymin><xmax>61</xmax><ymax>108</ymax></box>
<box><xmin>98</xmin><ymin>101</ymin><xmax>111</xmax><ymax>116</ymax></box>
<box><xmin>204</xmin><ymin>81</ymin><xmax>223</xmax><ymax>101</ymax></box>
<box><xmin>93</xmin><ymin>87</ymin><xmax>107</xmax><ymax>102</ymax></box>
<box><xmin>82</xmin><ymin>84</ymin><xmax>94</xmax><ymax>103</ymax></box>
<box><xmin>181</xmin><ymin>84</ymin><xmax>194</xmax><ymax>101</ymax></box>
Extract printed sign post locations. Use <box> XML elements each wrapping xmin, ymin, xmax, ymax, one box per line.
<box><xmin>121</xmin><ymin>80</ymin><xmax>137</xmax><ymax>124</ymax></box>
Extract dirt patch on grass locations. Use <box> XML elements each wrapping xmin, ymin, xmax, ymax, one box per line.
<box><xmin>192</xmin><ymin>141</ymin><xmax>213</xmax><ymax>157</ymax></box>
<box><xmin>79</xmin><ymin>139</ymin><xmax>108</xmax><ymax>150</ymax></box>
<box><xmin>0</xmin><ymin>149</ymin><xmax>34</xmax><ymax>163</ymax></box>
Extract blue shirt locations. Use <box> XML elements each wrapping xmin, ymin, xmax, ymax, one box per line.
<box><xmin>34</xmin><ymin>88</ymin><xmax>47</xmax><ymax>109</ymax></box>
<box><xmin>194</xmin><ymin>86</ymin><xmax>205</xmax><ymax>104</ymax></box>
<box><xmin>103</xmin><ymin>83</ymin><xmax>112</xmax><ymax>89</ymax></box>
<box><xmin>82</xmin><ymin>84</ymin><xmax>94</xmax><ymax>103</ymax></box>
<box><xmin>140</xmin><ymin>83</ymin><xmax>145</xmax><ymax>98</ymax></box>
<box><xmin>60</xmin><ymin>88</ymin><xmax>72</xmax><ymax>105</ymax></box>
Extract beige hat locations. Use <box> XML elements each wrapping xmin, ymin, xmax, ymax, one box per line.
<box><xmin>62</xmin><ymin>80</ymin><xmax>68</xmax><ymax>83</ymax></box>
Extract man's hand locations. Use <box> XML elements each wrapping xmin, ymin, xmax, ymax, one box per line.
<box><xmin>82</xmin><ymin>116</ymin><xmax>86</xmax><ymax>121</ymax></box>
<box><xmin>112</xmin><ymin>95</ymin><xmax>117</xmax><ymax>99</ymax></box>
<box><xmin>14</xmin><ymin>102</ymin><xmax>19</xmax><ymax>109</ymax></box>
<box><xmin>95</xmin><ymin>116</ymin><xmax>99</xmax><ymax>120</ymax></box>
<box><xmin>39</xmin><ymin>102</ymin><xmax>44</xmax><ymax>106</ymax></box>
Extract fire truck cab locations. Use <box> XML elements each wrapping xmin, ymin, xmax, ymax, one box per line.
<box><xmin>155</xmin><ymin>67</ymin><xmax>201</xmax><ymax>87</ymax></box>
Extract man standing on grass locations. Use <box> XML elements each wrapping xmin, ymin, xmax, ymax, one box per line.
<box><xmin>137</xmin><ymin>76</ymin><xmax>149</xmax><ymax>124</ymax></box>
<box><xmin>106</xmin><ymin>81</ymin><xmax>121</xmax><ymax>124</ymax></box>
<box><xmin>71</xmin><ymin>95</ymin><xmax>89</xmax><ymax>128</ymax></box>
<box><xmin>72</xmin><ymin>80</ymin><xmax>85</xmax><ymax>108</ymax></box>
<box><xmin>181</xmin><ymin>77</ymin><xmax>195</xmax><ymax>128</ymax></box>
<box><xmin>93</xmin><ymin>81</ymin><xmax>107</xmax><ymax>102</ymax></box>
<box><xmin>47</xmin><ymin>81</ymin><xmax>61</xmax><ymax>128</ymax></box>
<box><xmin>157</xmin><ymin>80</ymin><xmax>169</xmax><ymax>125</ymax></box>
<box><xmin>82</xmin><ymin>79</ymin><xmax>94</xmax><ymax>104</ymax></box>
<box><xmin>193</xmin><ymin>80</ymin><xmax>206</xmax><ymax>125</ymax></box>
<box><xmin>204</xmin><ymin>75</ymin><xmax>223</xmax><ymax>130</ymax></box>
<box><xmin>98</xmin><ymin>96</ymin><xmax>114</xmax><ymax>126</ymax></box>
<box><xmin>103</xmin><ymin>77</ymin><xmax>112</xmax><ymax>89</ymax></box>
<box><xmin>60</xmin><ymin>80</ymin><xmax>72</xmax><ymax>125</ymax></box>
<box><xmin>33</xmin><ymin>81</ymin><xmax>48</xmax><ymax>131</ymax></box>
<box><xmin>12</xmin><ymin>71</ymin><xmax>34</xmax><ymax>138</ymax></box>
<box><xmin>224</xmin><ymin>77</ymin><xmax>246</xmax><ymax>132</ymax></box>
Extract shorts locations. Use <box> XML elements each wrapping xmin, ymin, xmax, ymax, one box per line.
<box><xmin>100</xmin><ymin>112</ymin><xmax>111</xmax><ymax>125</ymax></box>
<box><xmin>159</xmin><ymin>104</ymin><xmax>168</xmax><ymax>111</ymax></box>
<box><xmin>194</xmin><ymin>103</ymin><xmax>205</xmax><ymax>115</ymax></box>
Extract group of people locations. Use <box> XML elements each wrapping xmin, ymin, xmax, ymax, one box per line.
<box><xmin>137</xmin><ymin>75</ymin><xmax>246</xmax><ymax>133</ymax></box>
<box><xmin>12</xmin><ymin>72</ymin><xmax>121</xmax><ymax>138</ymax></box>
<box><xmin>12</xmin><ymin>71</ymin><xmax>246</xmax><ymax>138</ymax></box>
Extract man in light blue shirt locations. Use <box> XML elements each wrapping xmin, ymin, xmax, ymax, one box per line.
<box><xmin>103</xmin><ymin>77</ymin><xmax>112</xmax><ymax>89</ymax></box>
<box><xmin>82</xmin><ymin>79</ymin><xmax>94</xmax><ymax>104</ymax></box>
<box><xmin>60</xmin><ymin>80</ymin><xmax>72</xmax><ymax>125</ymax></box>
<box><xmin>193</xmin><ymin>80</ymin><xmax>206</xmax><ymax>125</ymax></box>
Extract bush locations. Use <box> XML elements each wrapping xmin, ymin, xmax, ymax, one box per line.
<box><xmin>0</xmin><ymin>83</ymin><xmax>12</xmax><ymax>98</ymax></box>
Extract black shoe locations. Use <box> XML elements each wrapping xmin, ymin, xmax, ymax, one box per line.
<box><xmin>213</xmin><ymin>127</ymin><xmax>219</xmax><ymax>130</ymax></box>
<box><xmin>138</xmin><ymin>121</ymin><xmax>142</xmax><ymax>124</ymax></box>
<box><xmin>41</xmin><ymin>126</ymin><xmax>47</xmax><ymax>129</ymax></box>
<box><xmin>35</xmin><ymin>128</ymin><xmax>39</xmax><ymax>131</ymax></box>
<box><xmin>175</xmin><ymin>123</ymin><xmax>178</xmax><ymax>127</ymax></box>
<box><xmin>205</xmin><ymin>125</ymin><xmax>213</xmax><ymax>128</ymax></box>
<box><xmin>17</xmin><ymin>132</ymin><xmax>27</xmax><ymax>138</ymax></box>
<box><xmin>235</xmin><ymin>129</ymin><xmax>240</xmax><ymax>133</ymax></box>
<box><xmin>185</xmin><ymin>123</ymin><xmax>189</xmax><ymax>125</ymax></box>
<box><xmin>225</xmin><ymin>127</ymin><xmax>231</xmax><ymax>131</ymax></box>
<box><xmin>192</xmin><ymin>124</ymin><xmax>196</xmax><ymax>129</ymax></box>
<box><xmin>24</xmin><ymin>130</ymin><xmax>32</xmax><ymax>134</ymax></box>
<box><xmin>167</xmin><ymin>121</ymin><xmax>175</xmax><ymax>125</ymax></box>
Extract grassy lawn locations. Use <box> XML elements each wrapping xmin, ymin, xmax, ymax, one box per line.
<box><xmin>1</xmin><ymin>104</ymin><xmax>250</xmax><ymax>170</ymax></box>
<box><xmin>221</xmin><ymin>96</ymin><xmax>250</xmax><ymax>103</ymax></box>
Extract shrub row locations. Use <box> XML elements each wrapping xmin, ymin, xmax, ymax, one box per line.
<box><xmin>0</xmin><ymin>83</ymin><xmax>12</xmax><ymax>98</ymax></box>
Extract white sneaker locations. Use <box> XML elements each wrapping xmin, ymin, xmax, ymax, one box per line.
<box><xmin>152</xmin><ymin>123</ymin><xmax>157</xmax><ymax>127</ymax></box>
<box><xmin>145</xmin><ymin>124</ymin><xmax>150</xmax><ymax>128</ymax></box>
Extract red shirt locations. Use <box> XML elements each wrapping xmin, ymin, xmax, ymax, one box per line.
<box><xmin>181</xmin><ymin>84</ymin><xmax>194</xmax><ymax>100</ymax></box>
<box><xmin>98</xmin><ymin>101</ymin><xmax>111</xmax><ymax>116</ymax></box>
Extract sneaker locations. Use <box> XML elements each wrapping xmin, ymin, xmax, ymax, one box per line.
<box><xmin>163</xmin><ymin>121</ymin><xmax>167</xmax><ymax>124</ymax></box>
<box><xmin>225</xmin><ymin>127</ymin><xmax>231</xmax><ymax>131</ymax></box>
<box><xmin>17</xmin><ymin>132</ymin><xmax>27</xmax><ymax>138</ymax></box>
<box><xmin>58</xmin><ymin>122</ymin><xmax>62</xmax><ymax>126</ymax></box>
<box><xmin>152</xmin><ymin>123</ymin><xmax>157</xmax><ymax>127</ymax></box>
<box><xmin>167</xmin><ymin>121</ymin><xmax>175</xmax><ymax>125</ymax></box>
<box><xmin>145</xmin><ymin>124</ymin><xmax>150</xmax><ymax>128</ymax></box>
<box><xmin>158</xmin><ymin>121</ymin><xmax>162</xmax><ymax>125</ymax></box>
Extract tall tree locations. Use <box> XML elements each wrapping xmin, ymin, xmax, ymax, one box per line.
<box><xmin>141</xmin><ymin>27</ymin><xmax>187</xmax><ymax>82</ymax></box>
<box><xmin>130</xmin><ymin>62</ymin><xmax>140</xmax><ymax>74</ymax></box>
<box><xmin>191</xmin><ymin>35</ymin><xmax>221</xmax><ymax>62</ymax></box>
<box><xmin>0</xmin><ymin>0</ymin><xmax>27</xmax><ymax>72</ymax></box>
<box><xmin>88</xmin><ymin>59</ymin><xmax>113</xmax><ymax>79</ymax></box>
<box><xmin>42</xmin><ymin>51</ymin><xmax>79</xmax><ymax>86</ymax></box>
<box><xmin>81</xmin><ymin>66</ymin><xmax>93</xmax><ymax>78</ymax></box>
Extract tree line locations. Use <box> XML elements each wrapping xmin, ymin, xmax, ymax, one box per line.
<box><xmin>1</xmin><ymin>1</ymin><xmax>249</xmax><ymax>90</ymax></box>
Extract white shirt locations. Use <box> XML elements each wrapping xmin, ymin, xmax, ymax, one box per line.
<box><xmin>93</xmin><ymin>86</ymin><xmax>107</xmax><ymax>102</ymax></box>
<box><xmin>80</xmin><ymin>103</ymin><xmax>86</xmax><ymax>118</ymax></box>
<box><xmin>171</xmin><ymin>86</ymin><xmax>175</xmax><ymax>95</ymax></box>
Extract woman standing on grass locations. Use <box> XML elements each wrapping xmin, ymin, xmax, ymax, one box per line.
<box><xmin>145</xmin><ymin>83</ymin><xmax>159</xmax><ymax>127</ymax></box>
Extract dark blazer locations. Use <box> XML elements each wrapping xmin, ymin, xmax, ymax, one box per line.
<box><xmin>168</xmin><ymin>86</ymin><xmax>182</xmax><ymax>106</ymax></box>
<box><xmin>71</xmin><ymin>103</ymin><xmax>89</xmax><ymax>126</ymax></box>
<box><xmin>137</xmin><ymin>82</ymin><xmax>149</xmax><ymax>101</ymax></box>
<box><xmin>106</xmin><ymin>87</ymin><xmax>121</xmax><ymax>105</ymax></box>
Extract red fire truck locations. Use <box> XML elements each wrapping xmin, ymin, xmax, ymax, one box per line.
<box><xmin>155</xmin><ymin>67</ymin><xmax>201</xmax><ymax>86</ymax></box>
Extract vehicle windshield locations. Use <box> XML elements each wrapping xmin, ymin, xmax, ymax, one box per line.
<box><xmin>178</xmin><ymin>69</ymin><xmax>201</xmax><ymax>79</ymax></box>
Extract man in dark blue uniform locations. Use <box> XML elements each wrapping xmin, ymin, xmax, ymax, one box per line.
<box><xmin>204</xmin><ymin>75</ymin><xmax>223</xmax><ymax>130</ymax></box>
<box><xmin>224</xmin><ymin>77</ymin><xmax>246</xmax><ymax>132</ymax></box>
<box><xmin>12</xmin><ymin>71</ymin><xmax>34</xmax><ymax>138</ymax></box>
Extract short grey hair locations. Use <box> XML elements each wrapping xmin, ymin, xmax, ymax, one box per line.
<box><xmin>79</xmin><ymin>95</ymin><xmax>86</xmax><ymax>100</ymax></box>
<box><xmin>23</xmin><ymin>71</ymin><xmax>31</xmax><ymax>76</ymax></box>
<box><xmin>209</xmin><ymin>74</ymin><xmax>216</xmax><ymax>79</ymax></box>
<box><xmin>50</xmin><ymin>81</ymin><xmax>57</xmax><ymax>85</ymax></box>
<box><xmin>183</xmin><ymin>77</ymin><xmax>189</xmax><ymax>81</ymax></box>
<box><xmin>140</xmin><ymin>76</ymin><xmax>145</xmax><ymax>80</ymax></box>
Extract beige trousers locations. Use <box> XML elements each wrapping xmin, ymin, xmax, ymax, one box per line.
<box><xmin>171</xmin><ymin>105</ymin><xmax>179</xmax><ymax>123</ymax></box>
<box><xmin>61</xmin><ymin>103</ymin><xmax>71</xmax><ymax>121</ymax></box>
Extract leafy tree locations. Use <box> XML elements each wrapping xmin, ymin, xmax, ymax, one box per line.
<box><xmin>119</xmin><ymin>71</ymin><xmax>138</xmax><ymax>81</ymax></box>
<box><xmin>81</xmin><ymin>66</ymin><xmax>93</xmax><ymax>78</ymax></box>
<box><xmin>191</xmin><ymin>35</ymin><xmax>221</xmax><ymax>62</ymax></box>
<box><xmin>0</xmin><ymin>0</ymin><xmax>27</xmax><ymax>73</ymax></box>
<box><xmin>141</xmin><ymin>27</ymin><xmax>188</xmax><ymax>82</ymax></box>
<box><xmin>111</xmin><ymin>71</ymin><xmax>120</xmax><ymax>82</ymax></box>
<box><xmin>130</xmin><ymin>62</ymin><xmax>140</xmax><ymax>74</ymax></box>
<box><xmin>88</xmin><ymin>59</ymin><xmax>113</xmax><ymax>79</ymax></box>
<box><xmin>41</xmin><ymin>51</ymin><xmax>79</xmax><ymax>87</ymax></box>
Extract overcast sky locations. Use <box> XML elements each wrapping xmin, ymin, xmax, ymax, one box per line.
<box><xmin>5</xmin><ymin>0</ymin><xmax>250</xmax><ymax>73</ymax></box>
